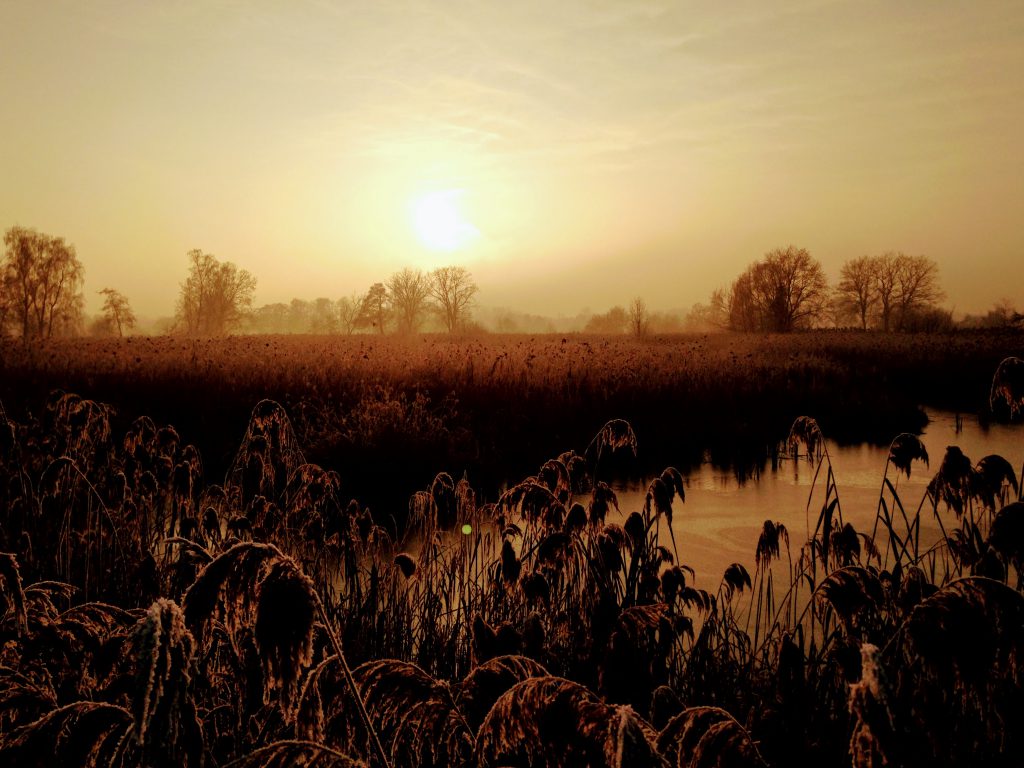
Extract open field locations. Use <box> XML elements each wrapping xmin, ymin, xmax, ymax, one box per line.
<box><xmin>1</xmin><ymin>330</ymin><xmax>1023</xmax><ymax>766</ymax></box>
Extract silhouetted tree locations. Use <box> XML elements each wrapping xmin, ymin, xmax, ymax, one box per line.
<box><xmin>628</xmin><ymin>297</ymin><xmax>650</xmax><ymax>337</ymax></box>
<box><xmin>1</xmin><ymin>226</ymin><xmax>84</xmax><ymax>338</ymax></box>
<box><xmin>872</xmin><ymin>253</ymin><xmax>900</xmax><ymax>332</ymax></box>
<box><xmin>727</xmin><ymin>246</ymin><xmax>828</xmax><ymax>332</ymax></box>
<box><xmin>835</xmin><ymin>255</ymin><xmax>877</xmax><ymax>329</ymax></box>
<box><xmin>428</xmin><ymin>266</ymin><xmax>477</xmax><ymax>333</ymax></box>
<box><xmin>893</xmin><ymin>253</ymin><xmax>943</xmax><ymax>331</ymax></box>
<box><xmin>727</xmin><ymin>271</ymin><xmax>758</xmax><ymax>332</ymax></box>
<box><xmin>387</xmin><ymin>268</ymin><xmax>432</xmax><ymax>334</ymax></box>
<box><xmin>837</xmin><ymin>252</ymin><xmax>944</xmax><ymax>331</ymax></box>
<box><xmin>356</xmin><ymin>282</ymin><xmax>391</xmax><ymax>334</ymax></box>
<box><xmin>175</xmin><ymin>249</ymin><xmax>256</xmax><ymax>335</ymax></box>
<box><xmin>99</xmin><ymin>288</ymin><xmax>136</xmax><ymax>337</ymax></box>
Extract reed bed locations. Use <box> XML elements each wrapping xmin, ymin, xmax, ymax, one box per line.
<box><xmin>0</xmin><ymin>346</ymin><xmax>1023</xmax><ymax>766</ymax></box>
<box><xmin>2</xmin><ymin>330</ymin><xmax>1021</xmax><ymax>508</ymax></box>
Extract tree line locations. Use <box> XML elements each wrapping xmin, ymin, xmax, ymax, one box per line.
<box><xmin>0</xmin><ymin>226</ymin><xmax>480</xmax><ymax>338</ymax></box>
<box><xmin>710</xmin><ymin>245</ymin><xmax>952</xmax><ymax>333</ymax></box>
<box><xmin>171</xmin><ymin>251</ymin><xmax>482</xmax><ymax>335</ymax></box>
<box><xmin>2</xmin><ymin>226</ymin><xmax>1020</xmax><ymax>338</ymax></box>
<box><xmin>580</xmin><ymin>247</ymin><xmax>975</xmax><ymax>336</ymax></box>
<box><xmin>242</xmin><ymin>266</ymin><xmax>479</xmax><ymax>335</ymax></box>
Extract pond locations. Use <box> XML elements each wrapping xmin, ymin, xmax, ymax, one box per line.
<box><xmin>607</xmin><ymin>409</ymin><xmax>1024</xmax><ymax>590</ymax></box>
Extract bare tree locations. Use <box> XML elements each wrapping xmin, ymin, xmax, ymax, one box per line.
<box><xmin>337</xmin><ymin>293</ymin><xmax>361</xmax><ymax>334</ymax></box>
<box><xmin>869</xmin><ymin>253</ymin><xmax>899</xmax><ymax>332</ymax></box>
<box><xmin>835</xmin><ymin>255</ymin><xmax>877</xmax><ymax>329</ymax></box>
<box><xmin>387</xmin><ymin>268</ymin><xmax>432</xmax><ymax>334</ymax></box>
<box><xmin>893</xmin><ymin>254</ymin><xmax>943</xmax><ymax>331</ymax></box>
<box><xmin>175</xmin><ymin>249</ymin><xmax>256</xmax><ymax>335</ymax></box>
<box><xmin>728</xmin><ymin>246</ymin><xmax>828</xmax><ymax>332</ymax></box>
<box><xmin>428</xmin><ymin>266</ymin><xmax>477</xmax><ymax>333</ymax></box>
<box><xmin>850</xmin><ymin>252</ymin><xmax>945</xmax><ymax>331</ymax></box>
<box><xmin>356</xmin><ymin>282</ymin><xmax>390</xmax><ymax>334</ymax></box>
<box><xmin>99</xmin><ymin>288</ymin><xmax>136</xmax><ymax>337</ymax></box>
<box><xmin>628</xmin><ymin>297</ymin><xmax>650</xmax><ymax>337</ymax></box>
<box><xmin>1</xmin><ymin>226</ymin><xmax>85</xmax><ymax>338</ymax></box>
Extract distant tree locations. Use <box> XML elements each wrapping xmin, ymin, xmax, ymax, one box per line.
<box><xmin>495</xmin><ymin>314</ymin><xmax>520</xmax><ymax>333</ymax></box>
<box><xmin>250</xmin><ymin>302</ymin><xmax>289</xmax><ymax>333</ymax></box>
<box><xmin>988</xmin><ymin>298</ymin><xmax>1022</xmax><ymax>328</ymax></box>
<box><xmin>892</xmin><ymin>253</ymin><xmax>943</xmax><ymax>331</ymax></box>
<box><xmin>628</xmin><ymin>297</ymin><xmax>650</xmax><ymax>337</ymax></box>
<box><xmin>960</xmin><ymin>300</ymin><xmax>1024</xmax><ymax>329</ymax></box>
<box><xmin>387</xmin><ymin>268</ymin><xmax>432</xmax><ymax>334</ymax></box>
<box><xmin>871</xmin><ymin>253</ymin><xmax>900</xmax><ymax>332</ymax></box>
<box><xmin>1</xmin><ymin>226</ymin><xmax>85</xmax><ymax>338</ymax></box>
<box><xmin>356</xmin><ymin>282</ymin><xmax>390</xmax><ymax>334</ymax></box>
<box><xmin>286</xmin><ymin>298</ymin><xmax>311</xmax><ymax>333</ymax></box>
<box><xmin>584</xmin><ymin>305</ymin><xmax>628</xmax><ymax>334</ymax></box>
<box><xmin>88</xmin><ymin>314</ymin><xmax>115</xmax><ymax>337</ymax></box>
<box><xmin>98</xmin><ymin>288</ymin><xmax>136</xmax><ymax>337</ymax></box>
<box><xmin>837</xmin><ymin>252</ymin><xmax>944</xmax><ymax>331</ymax></box>
<box><xmin>900</xmin><ymin>305</ymin><xmax>955</xmax><ymax>333</ymax></box>
<box><xmin>309</xmin><ymin>297</ymin><xmax>338</xmax><ymax>334</ymax></box>
<box><xmin>175</xmin><ymin>249</ymin><xmax>256</xmax><ymax>335</ymax></box>
<box><xmin>727</xmin><ymin>246</ymin><xmax>828</xmax><ymax>332</ymax></box>
<box><xmin>708</xmin><ymin>288</ymin><xmax>729</xmax><ymax>328</ymax></box>
<box><xmin>337</xmin><ymin>293</ymin><xmax>361</xmax><ymax>334</ymax></box>
<box><xmin>727</xmin><ymin>271</ymin><xmax>759</xmax><ymax>332</ymax></box>
<box><xmin>648</xmin><ymin>310</ymin><xmax>687</xmax><ymax>333</ymax></box>
<box><xmin>428</xmin><ymin>266</ymin><xmax>477</xmax><ymax>333</ymax></box>
<box><xmin>686</xmin><ymin>290</ymin><xmax>729</xmax><ymax>331</ymax></box>
<box><xmin>835</xmin><ymin>255</ymin><xmax>877</xmax><ymax>329</ymax></box>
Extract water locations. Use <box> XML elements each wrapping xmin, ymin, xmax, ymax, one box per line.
<box><xmin>608</xmin><ymin>410</ymin><xmax>1024</xmax><ymax>590</ymax></box>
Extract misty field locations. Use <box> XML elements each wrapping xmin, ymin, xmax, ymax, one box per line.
<box><xmin>1</xmin><ymin>331</ymin><xmax>1024</xmax><ymax>767</ymax></box>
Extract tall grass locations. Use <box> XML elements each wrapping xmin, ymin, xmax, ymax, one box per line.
<box><xmin>0</xmin><ymin>347</ymin><xmax>1022</xmax><ymax>766</ymax></box>
<box><xmin>3</xmin><ymin>331</ymin><xmax>1021</xmax><ymax>509</ymax></box>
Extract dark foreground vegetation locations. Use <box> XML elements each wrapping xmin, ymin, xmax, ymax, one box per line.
<box><xmin>0</xmin><ymin>336</ymin><xmax>1023</xmax><ymax>767</ymax></box>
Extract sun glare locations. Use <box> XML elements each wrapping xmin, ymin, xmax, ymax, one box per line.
<box><xmin>410</xmin><ymin>189</ymin><xmax>479</xmax><ymax>252</ymax></box>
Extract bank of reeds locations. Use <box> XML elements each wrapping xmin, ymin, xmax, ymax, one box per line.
<box><xmin>2</xmin><ymin>331</ymin><xmax>1021</xmax><ymax>512</ymax></box>
<box><xmin>0</xmin><ymin>351</ymin><xmax>1022</xmax><ymax>766</ymax></box>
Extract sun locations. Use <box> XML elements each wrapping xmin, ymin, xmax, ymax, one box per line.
<box><xmin>410</xmin><ymin>189</ymin><xmax>479</xmax><ymax>252</ymax></box>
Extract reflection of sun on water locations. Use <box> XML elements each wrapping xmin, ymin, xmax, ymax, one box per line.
<box><xmin>410</xmin><ymin>189</ymin><xmax>479</xmax><ymax>253</ymax></box>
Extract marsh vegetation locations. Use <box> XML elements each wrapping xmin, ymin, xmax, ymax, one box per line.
<box><xmin>1</xmin><ymin>333</ymin><xmax>1023</xmax><ymax>767</ymax></box>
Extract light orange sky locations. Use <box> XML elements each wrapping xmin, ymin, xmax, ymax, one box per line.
<box><xmin>2</xmin><ymin>1</ymin><xmax>1022</xmax><ymax>318</ymax></box>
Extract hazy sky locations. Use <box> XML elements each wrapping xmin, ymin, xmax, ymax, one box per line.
<box><xmin>2</xmin><ymin>1</ymin><xmax>1022</xmax><ymax>317</ymax></box>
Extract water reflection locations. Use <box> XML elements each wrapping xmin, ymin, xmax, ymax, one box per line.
<box><xmin>609</xmin><ymin>410</ymin><xmax>1024</xmax><ymax>590</ymax></box>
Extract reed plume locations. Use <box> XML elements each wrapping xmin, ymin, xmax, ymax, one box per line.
<box><xmin>474</xmin><ymin>676</ymin><xmax>664</xmax><ymax>768</ymax></box>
